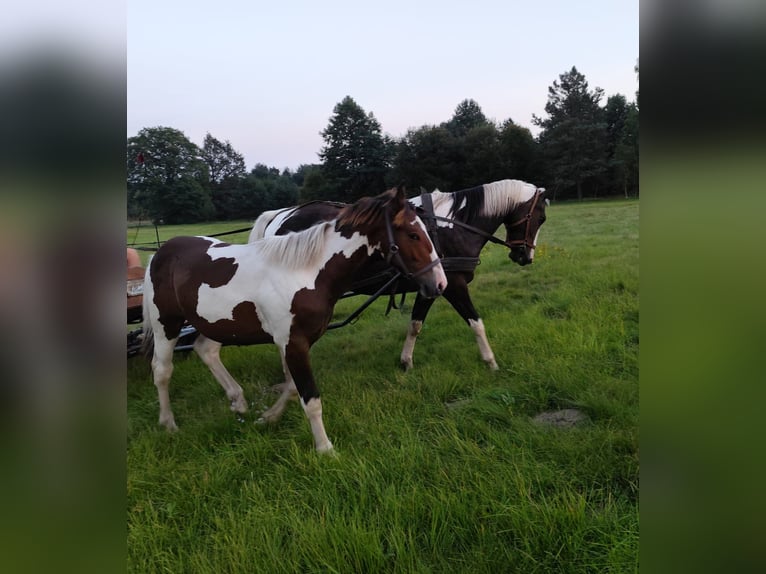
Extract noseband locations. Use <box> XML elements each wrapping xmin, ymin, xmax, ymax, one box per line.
<box><xmin>383</xmin><ymin>207</ymin><xmax>442</xmax><ymax>280</ymax></box>
<box><xmin>504</xmin><ymin>189</ymin><xmax>543</xmax><ymax>251</ymax></box>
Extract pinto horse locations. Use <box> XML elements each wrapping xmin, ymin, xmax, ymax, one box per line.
<box><xmin>142</xmin><ymin>186</ymin><xmax>447</xmax><ymax>453</ymax></box>
<box><xmin>250</xmin><ymin>179</ymin><xmax>547</xmax><ymax>370</ymax></box>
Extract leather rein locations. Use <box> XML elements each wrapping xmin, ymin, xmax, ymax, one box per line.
<box><xmin>419</xmin><ymin>189</ymin><xmax>543</xmax><ymax>257</ymax></box>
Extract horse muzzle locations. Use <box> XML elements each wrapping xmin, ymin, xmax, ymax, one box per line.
<box><xmin>415</xmin><ymin>263</ymin><xmax>447</xmax><ymax>299</ymax></box>
<box><xmin>509</xmin><ymin>247</ymin><xmax>533</xmax><ymax>266</ymax></box>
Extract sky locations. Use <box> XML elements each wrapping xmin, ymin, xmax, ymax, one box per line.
<box><xmin>128</xmin><ymin>0</ymin><xmax>638</xmax><ymax>171</ymax></box>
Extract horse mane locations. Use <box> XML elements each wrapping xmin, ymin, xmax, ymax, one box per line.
<box><xmin>253</xmin><ymin>221</ymin><xmax>333</xmax><ymax>270</ymax></box>
<box><xmin>336</xmin><ymin>190</ymin><xmax>394</xmax><ymax>230</ymax></box>
<box><xmin>435</xmin><ymin>179</ymin><xmax>537</xmax><ymax>221</ymax></box>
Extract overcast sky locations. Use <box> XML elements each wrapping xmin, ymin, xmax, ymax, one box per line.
<box><xmin>127</xmin><ymin>0</ymin><xmax>638</xmax><ymax>171</ymax></box>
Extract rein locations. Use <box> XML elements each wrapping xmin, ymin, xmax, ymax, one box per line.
<box><xmin>129</xmin><ymin>225</ymin><xmax>254</xmax><ymax>252</ymax></box>
<box><xmin>418</xmin><ymin>189</ymin><xmax>542</xmax><ymax>253</ymax></box>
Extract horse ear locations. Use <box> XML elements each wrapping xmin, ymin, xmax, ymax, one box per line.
<box><xmin>394</xmin><ymin>183</ymin><xmax>407</xmax><ymax>210</ymax></box>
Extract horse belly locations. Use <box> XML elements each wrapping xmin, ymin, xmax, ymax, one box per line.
<box><xmin>190</xmin><ymin>299</ymin><xmax>276</xmax><ymax>346</ymax></box>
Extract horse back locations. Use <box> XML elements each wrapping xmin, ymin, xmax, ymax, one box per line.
<box><xmin>275</xmin><ymin>203</ymin><xmax>342</xmax><ymax>235</ymax></box>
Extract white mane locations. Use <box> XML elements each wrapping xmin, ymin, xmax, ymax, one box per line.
<box><xmin>481</xmin><ymin>179</ymin><xmax>538</xmax><ymax>217</ymax></box>
<box><xmin>251</xmin><ymin>221</ymin><xmax>334</xmax><ymax>270</ymax></box>
<box><xmin>427</xmin><ymin>189</ymin><xmax>454</xmax><ymax>212</ymax></box>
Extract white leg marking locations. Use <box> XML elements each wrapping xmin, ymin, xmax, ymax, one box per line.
<box><xmin>400</xmin><ymin>320</ymin><xmax>423</xmax><ymax>370</ymax></box>
<box><xmin>193</xmin><ymin>335</ymin><xmax>248</xmax><ymax>414</ymax></box>
<box><xmin>302</xmin><ymin>397</ymin><xmax>334</xmax><ymax>453</ymax></box>
<box><xmin>152</xmin><ymin>336</ymin><xmax>179</xmax><ymax>431</ymax></box>
<box><xmin>468</xmin><ymin>318</ymin><xmax>498</xmax><ymax>370</ymax></box>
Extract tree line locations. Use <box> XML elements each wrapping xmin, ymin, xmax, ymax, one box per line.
<box><xmin>128</xmin><ymin>65</ymin><xmax>638</xmax><ymax>223</ymax></box>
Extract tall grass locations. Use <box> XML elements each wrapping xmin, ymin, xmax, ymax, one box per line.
<box><xmin>128</xmin><ymin>199</ymin><xmax>638</xmax><ymax>573</ymax></box>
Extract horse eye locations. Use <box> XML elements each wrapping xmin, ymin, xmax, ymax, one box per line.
<box><xmin>408</xmin><ymin>232</ymin><xmax>420</xmax><ymax>241</ymax></box>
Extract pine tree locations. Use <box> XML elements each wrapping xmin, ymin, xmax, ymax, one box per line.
<box><xmin>319</xmin><ymin>96</ymin><xmax>391</xmax><ymax>202</ymax></box>
<box><xmin>533</xmin><ymin>67</ymin><xmax>608</xmax><ymax>200</ymax></box>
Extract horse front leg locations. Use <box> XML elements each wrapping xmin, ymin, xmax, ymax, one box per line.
<box><xmin>400</xmin><ymin>293</ymin><xmax>436</xmax><ymax>371</ymax></box>
<box><xmin>442</xmin><ymin>278</ymin><xmax>498</xmax><ymax>370</ymax></box>
<box><xmin>283</xmin><ymin>339</ymin><xmax>334</xmax><ymax>453</ymax></box>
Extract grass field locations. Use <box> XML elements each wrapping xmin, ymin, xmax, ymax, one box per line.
<box><xmin>127</xmin><ymin>198</ymin><xmax>639</xmax><ymax>573</ymax></box>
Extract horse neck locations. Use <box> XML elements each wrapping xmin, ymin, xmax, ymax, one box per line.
<box><xmin>438</xmin><ymin>195</ymin><xmax>508</xmax><ymax>257</ymax></box>
<box><xmin>318</xmin><ymin>226</ymin><xmax>380</xmax><ymax>295</ymax></box>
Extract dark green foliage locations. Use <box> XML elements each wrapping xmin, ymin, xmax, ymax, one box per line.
<box><xmin>128</xmin><ymin>64</ymin><xmax>639</xmax><ymax>217</ymax></box>
<box><xmin>534</xmin><ymin>67</ymin><xmax>609</xmax><ymax>200</ymax></box>
<box><xmin>444</xmin><ymin>98</ymin><xmax>490</xmax><ymax>136</ymax></box>
<box><xmin>498</xmin><ymin>119</ymin><xmax>541</xmax><ymax>182</ymax></box>
<box><xmin>153</xmin><ymin>176</ymin><xmax>215</xmax><ymax>224</ymax></box>
<box><xmin>318</xmin><ymin>95</ymin><xmax>393</xmax><ymax>202</ymax></box>
<box><xmin>202</xmin><ymin>132</ymin><xmax>246</xmax><ymax>185</ymax></box>
<box><xmin>127</xmin><ymin>126</ymin><xmax>212</xmax><ymax>223</ymax></box>
<box><xmin>391</xmin><ymin>102</ymin><xmax>543</xmax><ymax>193</ymax></box>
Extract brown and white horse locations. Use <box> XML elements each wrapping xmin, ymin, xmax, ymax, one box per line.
<box><xmin>142</xmin><ymin>186</ymin><xmax>447</xmax><ymax>453</ymax></box>
<box><xmin>251</xmin><ymin>179</ymin><xmax>547</xmax><ymax>371</ymax></box>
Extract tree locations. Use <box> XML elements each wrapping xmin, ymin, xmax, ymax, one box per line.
<box><xmin>127</xmin><ymin>126</ymin><xmax>213</xmax><ymax>222</ymax></box>
<box><xmin>497</xmin><ymin>119</ymin><xmax>541</xmax><ymax>183</ymax></box>
<box><xmin>201</xmin><ymin>133</ymin><xmax>247</xmax><ymax>219</ymax></box>
<box><xmin>391</xmin><ymin>125</ymin><xmax>457</xmax><ymax>192</ymax></box>
<box><xmin>533</xmin><ymin>67</ymin><xmax>608</xmax><ymax>200</ymax></box>
<box><xmin>319</xmin><ymin>96</ymin><xmax>392</xmax><ymax>202</ymax></box>
<box><xmin>201</xmin><ymin>133</ymin><xmax>246</xmax><ymax>185</ymax></box>
<box><xmin>614</xmin><ymin>103</ymin><xmax>639</xmax><ymax>198</ymax></box>
<box><xmin>445</xmin><ymin>99</ymin><xmax>489</xmax><ymax>136</ymax></box>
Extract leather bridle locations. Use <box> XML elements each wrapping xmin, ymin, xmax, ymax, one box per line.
<box><xmin>383</xmin><ymin>206</ymin><xmax>443</xmax><ymax>280</ymax></box>
<box><xmin>418</xmin><ymin>188</ymin><xmax>544</xmax><ymax>254</ymax></box>
<box><xmin>503</xmin><ymin>189</ymin><xmax>543</xmax><ymax>251</ymax></box>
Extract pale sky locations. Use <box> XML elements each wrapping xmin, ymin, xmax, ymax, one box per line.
<box><xmin>128</xmin><ymin>0</ymin><xmax>638</xmax><ymax>171</ymax></box>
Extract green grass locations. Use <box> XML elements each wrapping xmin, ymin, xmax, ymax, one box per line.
<box><xmin>128</xmin><ymin>199</ymin><xmax>638</xmax><ymax>573</ymax></box>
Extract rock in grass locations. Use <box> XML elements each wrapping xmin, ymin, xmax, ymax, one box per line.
<box><xmin>532</xmin><ymin>408</ymin><xmax>588</xmax><ymax>428</ymax></box>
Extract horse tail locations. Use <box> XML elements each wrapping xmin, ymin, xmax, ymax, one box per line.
<box><xmin>140</xmin><ymin>258</ymin><xmax>155</xmax><ymax>358</ymax></box>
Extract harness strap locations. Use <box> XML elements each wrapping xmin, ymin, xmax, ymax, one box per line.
<box><xmin>419</xmin><ymin>193</ymin><xmax>444</xmax><ymax>258</ymax></box>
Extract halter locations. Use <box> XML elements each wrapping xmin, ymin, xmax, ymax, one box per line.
<box><xmin>383</xmin><ymin>206</ymin><xmax>443</xmax><ymax>280</ymax></box>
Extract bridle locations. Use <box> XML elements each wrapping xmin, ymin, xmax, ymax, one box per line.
<box><xmin>383</xmin><ymin>206</ymin><xmax>443</xmax><ymax>280</ymax></box>
<box><xmin>503</xmin><ymin>188</ymin><xmax>543</xmax><ymax>251</ymax></box>
<box><xmin>418</xmin><ymin>188</ymin><xmax>544</xmax><ymax>255</ymax></box>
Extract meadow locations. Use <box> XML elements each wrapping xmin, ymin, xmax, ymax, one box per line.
<box><xmin>127</xmin><ymin>198</ymin><xmax>639</xmax><ymax>573</ymax></box>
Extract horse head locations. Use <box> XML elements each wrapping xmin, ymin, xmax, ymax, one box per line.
<box><xmin>506</xmin><ymin>187</ymin><xmax>548</xmax><ymax>266</ymax></box>
<box><xmin>342</xmin><ymin>186</ymin><xmax>447</xmax><ymax>298</ymax></box>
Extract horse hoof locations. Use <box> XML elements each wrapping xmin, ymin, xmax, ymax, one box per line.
<box><xmin>230</xmin><ymin>398</ymin><xmax>249</xmax><ymax>414</ymax></box>
<box><xmin>316</xmin><ymin>444</ymin><xmax>336</xmax><ymax>456</ymax></box>
<box><xmin>488</xmin><ymin>360</ymin><xmax>499</xmax><ymax>371</ymax></box>
<box><xmin>400</xmin><ymin>360</ymin><xmax>413</xmax><ymax>371</ymax></box>
<box><xmin>257</xmin><ymin>411</ymin><xmax>280</xmax><ymax>425</ymax></box>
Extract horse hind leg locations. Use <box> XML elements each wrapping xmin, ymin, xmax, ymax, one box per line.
<box><xmin>151</xmin><ymin>334</ymin><xmax>179</xmax><ymax>431</ymax></box>
<box><xmin>260</xmin><ymin>348</ymin><xmax>298</xmax><ymax>423</ymax></box>
<box><xmin>193</xmin><ymin>335</ymin><xmax>248</xmax><ymax>414</ymax></box>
